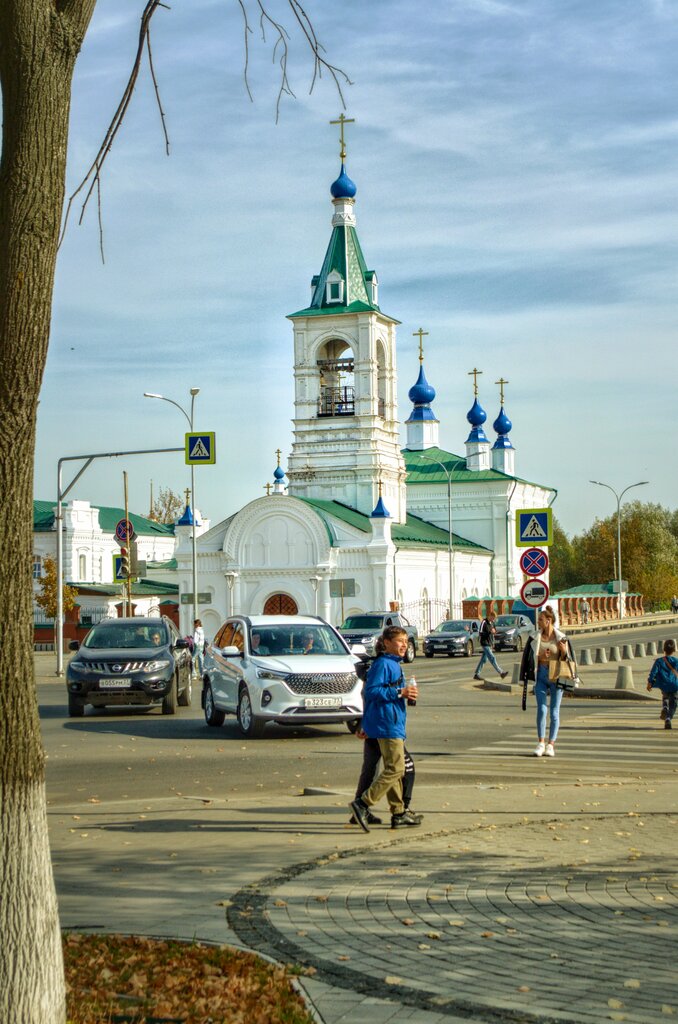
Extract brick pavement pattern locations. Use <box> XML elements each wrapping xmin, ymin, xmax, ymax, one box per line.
<box><xmin>231</xmin><ymin>815</ymin><xmax>677</xmax><ymax>1024</ymax></box>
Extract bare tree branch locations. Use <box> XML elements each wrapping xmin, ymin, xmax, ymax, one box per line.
<box><xmin>236</xmin><ymin>0</ymin><xmax>255</xmax><ymax>103</ymax></box>
<box><xmin>287</xmin><ymin>0</ymin><xmax>352</xmax><ymax>107</ymax></box>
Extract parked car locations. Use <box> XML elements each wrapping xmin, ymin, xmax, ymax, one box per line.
<box><xmin>339</xmin><ymin>611</ymin><xmax>418</xmax><ymax>663</ymax></box>
<box><xmin>65</xmin><ymin>616</ymin><xmax>193</xmax><ymax>717</ymax></box>
<box><xmin>493</xmin><ymin>613</ymin><xmax>533</xmax><ymax>651</ymax></box>
<box><xmin>422</xmin><ymin>619</ymin><xmax>479</xmax><ymax>658</ymax></box>
<box><xmin>201</xmin><ymin>615</ymin><xmax>364</xmax><ymax>738</ymax></box>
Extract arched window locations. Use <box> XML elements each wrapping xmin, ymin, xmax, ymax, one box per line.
<box><xmin>78</xmin><ymin>553</ymin><xmax>87</xmax><ymax>580</ymax></box>
<box><xmin>316</xmin><ymin>339</ymin><xmax>355</xmax><ymax>417</ymax></box>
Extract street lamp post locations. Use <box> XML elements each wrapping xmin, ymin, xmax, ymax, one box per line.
<box><xmin>416</xmin><ymin>454</ymin><xmax>454</xmax><ymax>619</ymax></box>
<box><xmin>589</xmin><ymin>479</ymin><xmax>649</xmax><ymax>619</ymax></box>
<box><xmin>309</xmin><ymin>575</ymin><xmax>322</xmax><ymax>615</ymax></box>
<box><xmin>144</xmin><ymin>388</ymin><xmax>201</xmax><ymax>631</ymax></box>
<box><xmin>225</xmin><ymin>571</ymin><xmax>238</xmax><ymax>617</ymax></box>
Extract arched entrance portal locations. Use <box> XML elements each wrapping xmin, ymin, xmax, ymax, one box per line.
<box><xmin>263</xmin><ymin>593</ymin><xmax>298</xmax><ymax>615</ymax></box>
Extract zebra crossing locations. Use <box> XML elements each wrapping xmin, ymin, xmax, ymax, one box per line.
<box><xmin>416</xmin><ymin>704</ymin><xmax>677</xmax><ymax>780</ymax></box>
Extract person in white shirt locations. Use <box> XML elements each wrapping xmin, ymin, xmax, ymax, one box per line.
<box><xmin>192</xmin><ymin>618</ymin><xmax>205</xmax><ymax>677</ymax></box>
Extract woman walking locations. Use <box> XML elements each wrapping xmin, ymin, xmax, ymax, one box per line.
<box><xmin>519</xmin><ymin>607</ymin><xmax>575</xmax><ymax>757</ymax></box>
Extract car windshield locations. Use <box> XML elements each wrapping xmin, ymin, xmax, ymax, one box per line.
<box><xmin>496</xmin><ymin>616</ymin><xmax>521</xmax><ymax>627</ymax></box>
<box><xmin>432</xmin><ymin>621</ymin><xmax>469</xmax><ymax>633</ymax></box>
<box><xmin>83</xmin><ymin>624</ymin><xmax>168</xmax><ymax>650</ymax></box>
<box><xmin>341</xmin><ymin>616</ymin><xmax>384</xmax><ymax>630</ymax></box>
<box><xmin>249</xmin><ymin>624</ymin><xmax>347</xmax><ymax>657</ymax></box>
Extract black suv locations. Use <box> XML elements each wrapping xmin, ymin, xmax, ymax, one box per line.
<box><xmin>66</xmin><ymin>616</ymin><xmax>192</xmax><ymax>717</ymax></box>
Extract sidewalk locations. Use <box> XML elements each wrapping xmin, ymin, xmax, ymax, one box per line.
<box><xmin>51</xmin><ymin>776</ymin><xmax>677</xmax><ymax>1023</ymax></box>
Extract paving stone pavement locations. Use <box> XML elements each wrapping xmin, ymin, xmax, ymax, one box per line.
<box><xmin>230</xmin><ymin>813</ymin><xmax>678</xmax><ymax>1024</ymax></box>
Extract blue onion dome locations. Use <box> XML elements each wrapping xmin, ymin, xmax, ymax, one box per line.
<box><xmin>273</xmin><ymin>464</ymin><xmax>285</xmax><ymax>481</ymax></box>
<box><xmin>177</xmin><ymin>504</ymin><xmax>194</xmax><ymax>526</ymax></box>
<box><xmin>330</xmin><ymin>163</ymin><xmax>357</xmax><ymax>199</ymax></box>
<box><xmin>408</xmin><ymin>365</ymin><xmax>436</xmax><ymax>405</ymax></box>
<box><xmin>466</xmin><ymin>397</ymin><xmax>487</xmax><ymax>428</ymax></box>
<box><xmin>493</xmin><ymin>406</ymin><xmax>512</xmax><ymax>436</ymax></box>
<box><xmin>371</xmin><ymin>494</ymin><xmax>391</xmax><ymax>518</ymax></box>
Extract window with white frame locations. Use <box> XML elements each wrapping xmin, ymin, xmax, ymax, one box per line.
<box><xmin>32</xmin><ymin>554</ymin><xmax>42</xmax><ymax>579</ymax></box>
<box><xmin>78</xmin><ymin>553</ymin><xmax>87</xmax><ymax>580</ymax></box>
<box><xmin>326</xmin><ymin>271</ymin><xmax>344</xmax><ymax>304</ymax></box>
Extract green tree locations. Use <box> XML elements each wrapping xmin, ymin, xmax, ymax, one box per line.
<box><xmin>548</xmin><ymin>517</ymin><xmax>577</xmax><ymax>593</ymax></box>
<box><xmin>0</xmin><ymin>4</ymin><xmax>346</xmax><ymax>1020</ymax></box>
<box><xmin>35</xmin><ymin>558</ymin><xmax>77</xmax><ymax>621</ymax></box>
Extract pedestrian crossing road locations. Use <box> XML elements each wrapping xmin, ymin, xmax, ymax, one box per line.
<box><xmin>415</xmin><ymin>703</ymin><xmax>677</xmax><ymax>783</ymax></box>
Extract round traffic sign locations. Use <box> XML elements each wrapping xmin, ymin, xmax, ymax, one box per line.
<box><xmin>520</xmin><ymin>547</ymin><xmax>549</xmax><ymax>577</ymax></box>
<box><xmin>115</xmin><ymin>518</ymin><xmax>134</xmax><ymax>544</ymax></box>
<box><xmin>520</xmin><ymin>577</ymin><xmax>549</xmax><ymax>608</ymax></box>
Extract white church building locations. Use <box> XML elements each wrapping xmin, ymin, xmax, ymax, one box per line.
<box><xmin>168</xmin><ymin>148</ymin><xmax>554</xmax><ymax>640</ymax></box>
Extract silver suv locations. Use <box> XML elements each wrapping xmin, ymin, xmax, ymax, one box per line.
<box><xmin>201</xmin><ymin>615</ymin><xmax>363</xmax><ymax>738</ymax></box>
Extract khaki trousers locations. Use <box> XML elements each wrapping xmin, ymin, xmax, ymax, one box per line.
<box><xmin>361</xmin><ymin>737</ymin><xmax>405</xmax><ymax>816</ymax></box>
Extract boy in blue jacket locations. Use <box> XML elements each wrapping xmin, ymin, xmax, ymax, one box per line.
<box><xmin>647</xmin><ymin>639</ymin><xmax>678</xmax><ymax>729</ymax></box>
<box><xmin>349</xmin><ymin>626</ymin><xmax>420</xmax><ymax>832</ymax></box>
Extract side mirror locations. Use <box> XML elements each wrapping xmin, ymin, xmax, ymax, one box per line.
<box><xmin>221</xmin><ymin>645</ymin><xmax>243</xmax><ymax>657</ymax></box>
<box><xmin>68</xmin><ymin>640</ymin><xmax>80</xmax><ymax>652</ymax></box>
<box><xmin>350</xmin><ymin>643</ymin><xmax>368</xmax><ymax>655</ymax></box>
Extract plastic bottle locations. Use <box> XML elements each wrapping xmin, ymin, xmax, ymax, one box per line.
<box><xmin>407</xmin><ymin>675</ymin><xmax>417</xmax><ymax>707</ymax></box>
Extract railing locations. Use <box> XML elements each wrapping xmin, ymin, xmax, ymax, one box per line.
<box><xmin>400</xmin><ymin>598</ymin><xmax>450</xmax><ymax>635</ymax></box>
<box><xmin>79</xmin><ymin>605</ymin><xmax>110</xmax><ymax>627</ymax></box>
<box><xmin>318</xmin><ymin>386</ymin><xmax>355</xmax><ymax>417</ymax></box>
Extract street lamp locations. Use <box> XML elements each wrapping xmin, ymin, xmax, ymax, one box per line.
<box><xmin>416</xmin><ymin>454</ymin><xmax>454</xmax><ymax>620</ymax></box>
<box><xmin>225</xmin><ymin>571</ymin><xmax>239</xmax><ymax>616</ymax></box>
<box><xmin>144</xmin><ymin>388</ymin><xmax>200</xmax><ymax>630</ymax></box>
<box><xmin>589</xmin><ymin>479</ymin><xmax>649</xmax><ymax>619</ymax></box>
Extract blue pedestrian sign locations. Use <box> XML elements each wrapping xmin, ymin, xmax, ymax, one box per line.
<box><xmin>113</xmin><ymin>554</ymin><xmax>126</xmax><ymax>581</ymax></box>
<box><xmin>516</xmin><ymin>508</ymin><xmax>553</xmax><ymax>547</ymax></box>
<box><xmin>185</xmin><ymin>432</ymin><xmax>216</xmax><ymax>465</ymax></box>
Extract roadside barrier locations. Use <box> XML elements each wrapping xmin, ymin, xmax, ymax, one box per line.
<box><xmin>595</xmin><ymin>647</ymin><xmax>608</xmax><ymax>663</ymax></box>
<box><xmin>646</xmin><ymin>640</ymin><xmax>658</xmax><ymax>656</ymax></box>
<box><xmin>609</xmin><ymin>646</ymin><xmax>621</xmax><ymax>662</ymax></box>
<box><xmin>615</xmin><ymin>665</ymin><xmax>634</xmax><ymax>689</ymax></box>
<box><xmin>621</xmin><ymin>644</ymin><xmax>634</xmax><ymax>659</ymax></box>
<box><xmin>580</xmin><ymin>648</ymin><xmax>592</xmax><ymax>666</ymax></box>
<box><xmin>634</xmin><ymin>643</ymin><xmax>646</xmax><ymax>658</ymax></box>
<box><xmin>511</xmin><ymin>663</ymin><xmax>520</xmax><ymax>683</ymax></box>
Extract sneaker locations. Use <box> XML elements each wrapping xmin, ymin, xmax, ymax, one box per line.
<box><xmin>500</xmin><ymin>671</ymin><xmax>509</xmax><ymax>679</ymax></box>
<box><xmin>349</xmin><ymin>810</ymin><xmax>382</xmax><ymax>826</ymax></box>
<box><xmin>391</xmin><ymin>810</ymin><xmax>422</xmax><ymax>829</ymax></box>
<box><xmin>349</xmin><ymin>799</ymin><xmax>371</xmax><ymax>833</ymax></box>
<box><xmin>665</xmin><ymin>719</ymin><xmax>673</xmax><ymax>730</ymax></box>
<box><xmin>473</xmin><ymin>674</ymin><xmax>482</xmax><ymax>681</ymax></box>
<box><xmin>660</xmin><ymin>706</ymin><xmax>668</xmax><ymax>721</ymax></box>
<box><xmin>545</xmin><ymin>743</ymin><xmax>555</xmax><ymax>757</ymax></box>
<box><xmin>404</xmin><ymin>809</ymin><xmax>424</xmax><ymax>823</ymax></box>
<box><xmin>533</xmin><ymin>741</ymin><xmax>546</xmax><ymax>757</ymax></box>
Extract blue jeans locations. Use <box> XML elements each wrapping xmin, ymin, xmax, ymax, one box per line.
<box><xmin>535</xmin><ymin>663</ymin><xmax>564</xmax><ymax>743</ymax></box>
<box><xmin>475</xmin><ymin>644</ymin><xmax>501</xmax><ymax>676</ymax></box>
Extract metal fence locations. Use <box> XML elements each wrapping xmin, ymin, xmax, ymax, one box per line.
<box><xmin>33</xmin><ymin>607</ymin><xmax>54</xmax><ymax>626</ymax></box>
<box><xmin>78</xmin><ymin>605</ymin><xmax>110</xmax><ymax>627</ymax></box>
<box><xmin>400</xmin><ymin>598</ymin><xmax>450</xmax><ymax>635</ymax></box>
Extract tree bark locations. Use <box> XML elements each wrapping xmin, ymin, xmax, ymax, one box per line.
<box><xmin>0</xmin><ymin>2</ymin><xmax>96</xmax><ymax>1020</ymax></box>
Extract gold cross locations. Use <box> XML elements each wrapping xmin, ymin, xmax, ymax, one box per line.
<box><xmin>468</xmin><ymin>367</ymin><xmax>483</xmax><ymax>396</ymax></box>
<box><xmin>275</xmin><ymin>448</ymin><xmax>282</xmax><ymax>467</ymax></box>
<box><xmin>330</xmin><ymin>113</ymin><xmax>355</xmax><ymax>161</ymax></box>
<box><xmin>495</xmin><ymin>377</ymin><xmax>509</xmax><ymax>405</ymax></box>
<box><xmin>412</xmin><ymin>327</ymin><xmax>429</xmax><ymax>363</ymax></box>
<box><xmin>264</xmin><ymin>483</ymin><xmax>272</xmax><ymax>495</ymax></box>
<box><xmin>184</xmin><ymin>487</ymin><xmax>191</xmax><ymax>506</ymax></box>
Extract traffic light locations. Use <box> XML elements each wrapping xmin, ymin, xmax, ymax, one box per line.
<box><xmin>120</xmin><ymin>547</ymin><xmax>130</xmax><ymax>578</ymax></box>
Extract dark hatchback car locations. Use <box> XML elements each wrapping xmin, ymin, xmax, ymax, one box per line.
<box><xmin>423</xmin><ymin>619</ymin><xmax>479</xmax><ymax>658</ymax></box>
<box><xmin>493</xmin><ymin>613</ymin><xmax>533</xmax><ymax>651</ymax></box>
<box><xmin>66</xmin><ymin>616</ymin><xmax>192</xmax><ymax>717</ymax></box>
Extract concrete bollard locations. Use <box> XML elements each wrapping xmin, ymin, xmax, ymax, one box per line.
<box><xmin>621</xmin><ymin>644</ymin><xmax>634</xmax><ymax>659</ymax></box>
<box><xmin>580</xmin><ymin>648</ymin><xmax>592</xmax><ymax>666</ymax></box>
<box><xmin>615</xmin><ymin>665</ymin><xmax>634</xmax><ymax>690</ymax></box>
<box><xmin>609</xmin><ymin>646</ymin><xmax>621</xmax><ymax>662</ymax></box>
<box><xmin>595</xmin><ymin>647</ymin><xmax>608</xmax><ymax>663</ymax></box>
<box><xmin>646</xmin><ymin>641</ymin><xmax>657</xmax><ymax>656</ymax></box>
<box><xmin>512</xmin><ymin>663</ymin><xmax>520</xmax><ymax>683</ymax></box>
<box><xmin>634</xmin><ymin>643</ymin><xmax>646</xmax><ymax>658</ymax></box>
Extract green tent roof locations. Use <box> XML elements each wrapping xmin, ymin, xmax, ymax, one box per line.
<box><xmin>551</xmin><ymin>583</ymin><xmax>641</xmax><ymax>597</ymax></box>
<box><xmin>402</xmin><ymin>446</ymin><xmax>549</xmax><ymax>490</ymax></box>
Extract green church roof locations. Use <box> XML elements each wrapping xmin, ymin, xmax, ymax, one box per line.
<box><xmin>34</xmin><ymin>500</ymin><xmax>175</xmax><ymax>538</ymax></box>
<box><xmin>402</xmin><ymin>446</ymin><xmax>550</xmax><ymax>490</ymax></box>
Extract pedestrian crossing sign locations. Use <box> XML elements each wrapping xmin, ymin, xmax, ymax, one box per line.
<box><xmin>185</xmin><ymin>432</ymin><xmax>216</xmax><ymax>465</ymax></box>
<box><xmin>516</xmin><ymin>507</ymin><xmax>553</xmax><ymax>547</ymax></box>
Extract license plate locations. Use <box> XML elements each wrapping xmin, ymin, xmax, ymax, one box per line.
<box><xmin>304</xmin><ymin>696</ymin><xmax>342</xmax><ymax>709</ymax></box>
<box><xmin>99</xmin><ymin>679</ymin><xmax>132</xmax><ymax>688</ymax></box>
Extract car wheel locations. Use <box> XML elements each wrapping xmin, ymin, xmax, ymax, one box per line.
<box><xmin>178</xmin><ymin>668</ymin><xmax>192</xmax><ymax>707</ymax></box>
<box><xmin>515</xmin><ymin>636</ymin><xmax>524</xmax><ymax>652</ymax></box>
<box><xmin>204</xmin><ymin>683</ymin><xmax>225</xmax><ymax>727</ymax></box>
<box><xmin>237</xmin><ymin>687</ymin><xmax>265</xmax><ymax>738</ymax></box>
<box><xmin>464</xmin><ymin>641</ymin><xmax>474</xmax><ymax>657</ymax></box>
<box><xmin>162</xmin><ymin>676</ymin><xmax>178</xmax><ymax>715</ymax></box>
<box><xmin>68</xmin><ymin>694</ymin><xmax>84</xmax><ymax>717</ymax></box>
<box><xmin>346</xmin><ymin>719</ymin><xmax>361</xmax><ymax>734</ymax></box>
<box><xmin>404</xmin><ymin>640</ymin><xmax>416</xmax><ymax>664</ymax></box>
<box><xmin>425</xmin><ymin>651</ymin><xmax>434</xmax><ymax>659</ymax></box>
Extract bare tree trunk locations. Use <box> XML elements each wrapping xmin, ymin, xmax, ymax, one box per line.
<box><xmin>0</xmin><ymin>2</ymin><xmax>96</xmax><ymax>1020</ymax></box>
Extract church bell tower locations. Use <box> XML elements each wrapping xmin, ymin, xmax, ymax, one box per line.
<box><xmin>286</xmin><ymin>117</ymin><xmax>407</xmax><ymax>523</ymax></box>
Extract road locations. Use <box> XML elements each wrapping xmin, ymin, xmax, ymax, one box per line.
<box><xmin>39</xmin><ymin>619</ymin><xmax>676</xmax><ymax>809</ymax></box>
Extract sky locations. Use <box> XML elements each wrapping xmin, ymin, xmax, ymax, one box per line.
<box><xmin>34</xmin><ymin>0</ymin><xmax>678</xmax><ymax>538</ymax></box>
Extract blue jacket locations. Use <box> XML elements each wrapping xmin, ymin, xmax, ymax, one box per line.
<box><xmin>648</xmin><ymin>655</ymin><xmax>678</xmax><ymax>695</ymax></box>
<box><xmin>361</xmin><ymin>653</ymin><xmax>407</xmax><ymax>740</ymax></box>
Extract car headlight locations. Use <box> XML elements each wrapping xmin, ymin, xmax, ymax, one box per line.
<box><xmin>504</xmin><ymin>629</ymin><xmax>516</xmax><ymax>636</ymax></box>
<box><xmin>256</xmin><ymin>668</ymin><xmax>289</xmax><ymax>681</ymax></box>
<box><xmin>68</xmin><ymin>661</ymin><xmax>86</xmax><ymax>673</ymax></box>
<box><xmin>142</xmin><ymin>659</ymin><xmax>172</xmax><ymax>673</ymax></box>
